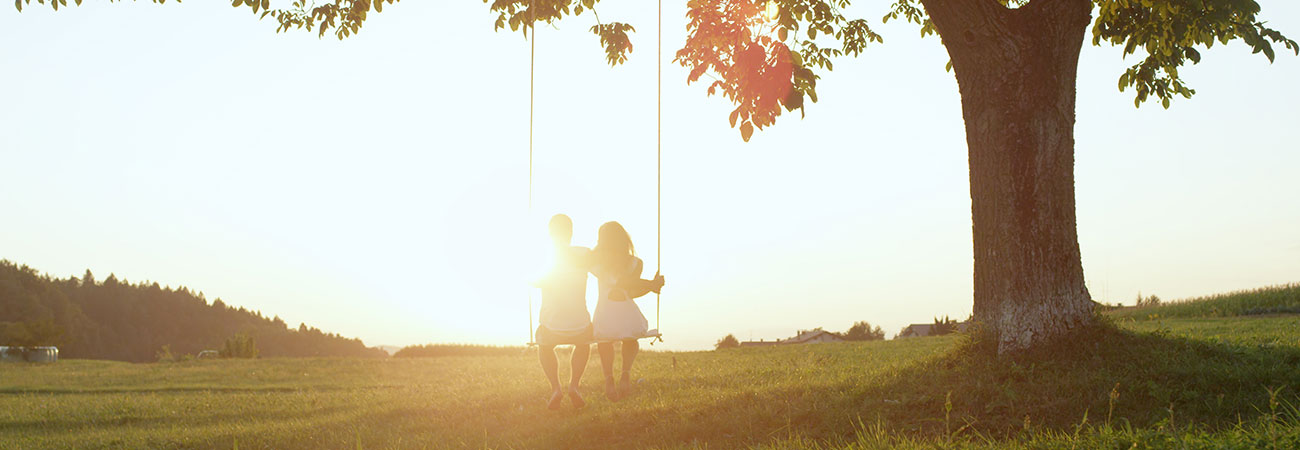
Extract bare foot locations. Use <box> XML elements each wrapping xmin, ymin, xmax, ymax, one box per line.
<box><xmin>604</xmin><ymin>379</ymin><xmax>620</xmax><ymax>402</ymax></box>
<box><xmin>568</xmin><ymin>386</ymin><xmax>586</xmax><ymax>409</ymax></box>
<box><xmin>618</xmin><ymin>377</ymin><xmax>632</xmax><ymax>398</ymax></box>
<box><xmin>547</xmin><ymin>390</ymin><xmax>564</xmax><ymax>410</ymax></box>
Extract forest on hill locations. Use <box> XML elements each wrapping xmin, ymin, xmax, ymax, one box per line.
<box><xmin>0</xmin><ymin>260</ymin><xmax>385</xmax><ymax>362</ymax></box>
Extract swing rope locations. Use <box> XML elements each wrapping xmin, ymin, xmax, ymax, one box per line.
<box><xmin>527</xmin><ymin>1</ymin><xmax>664</xmax><ymax>345</ymax></box>
<box><xmin>654</xmin><ymin>0</ymin><xmax>663</xmax><ymax>343</ymax></box>
<box><xmin>527</xmin><ymin>2</ymin><xmax>536</xmax><ymax>346</ymax></box>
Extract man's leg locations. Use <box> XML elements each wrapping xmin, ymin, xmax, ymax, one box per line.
<box><xmin>538</xmin><ymin>344</ymin><xmax>563</xmax><ymax>409</ymax></box>
<box><xmin>619</xmin><ymin>339</ymin><xmax>639</xmax><ymax>394</ymax></box>
<box><xmin>567</xmin><ymin>343</ymin><xmax>590</xmax><ymax>408</ymax></box>
<box><xmin>597</xmin><ymin>342</ymin><xmax>619</xmax><ymax>401</ymax></box>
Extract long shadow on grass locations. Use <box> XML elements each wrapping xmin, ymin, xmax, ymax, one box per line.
<box><xmin>502</xmin><ymin>323</ymin><xmax>1300</xmax><ymax>449</ymax></box>
<box><xmin>854</xmin><ymin>323</ymin><xmax>1300</xmax><ymax>436</ymax></box>
<box><xmin>0</xmin><ymin>405</ymin><xmax>356</xmax><ymax>435</ymax></box>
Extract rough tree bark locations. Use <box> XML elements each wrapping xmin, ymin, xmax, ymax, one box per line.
<box><xmin>918</xmin><ymin>0</ymin><xmax>1095</xmax><ymax>354</ymax></box>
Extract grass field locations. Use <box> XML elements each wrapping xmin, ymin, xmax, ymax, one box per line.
<box><xmin>3</xmin><ymin>289</ymin><xmax>1300</xmax><ymax>448</ymax></box>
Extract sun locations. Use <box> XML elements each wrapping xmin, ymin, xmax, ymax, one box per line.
<box><xmin>764</xmin><ymin>1</ymin><xmax>779</xmax><ymax>23</ymax></box>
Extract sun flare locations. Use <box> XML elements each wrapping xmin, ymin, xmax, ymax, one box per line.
<box><xmin>764</xmin><ymin>1</ymin><xmax>780</xmax><ymax>23</ymax></box>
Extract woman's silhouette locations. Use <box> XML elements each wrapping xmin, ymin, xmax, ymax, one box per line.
<box><xmin>591</xmin><ymin>221</ymin><xmax>665</xmax><ymax>401</ymax></box>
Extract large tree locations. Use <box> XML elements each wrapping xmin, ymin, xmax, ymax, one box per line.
<box><xmin>19</xmin><ymin>0</ymin><xmax>1294</xmax><ymax>354</ymax></box>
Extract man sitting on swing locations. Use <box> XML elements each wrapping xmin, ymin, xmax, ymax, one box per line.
<box><xmin>533</xmin><ymin>214</ymin><xmax>595</xmax><ymax>410</ymax></box>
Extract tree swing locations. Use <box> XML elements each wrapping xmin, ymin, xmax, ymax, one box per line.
<box><xmin>526</xmin><ymin>0</ymin><xmax>664</xmax><ymax>347</ymax></box>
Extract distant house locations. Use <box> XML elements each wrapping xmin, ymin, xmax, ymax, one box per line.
<box><xmin>897</xmin><ymin>321</ymin><xmax>971</xmax><ymax>339</ymax></box>
<box><xmin>739</xmin><ymin>339</ymin><xmax>780</xmax><ymax>348</ymax></box>
<box><xmin>739</xmin><ymin>329</ymin><xmax>846</xmax><ymax>347</ymax></box>
<box><xmin>897</xmin><ymin>324</ymin><xmax>934</xmax><ymax>338</ymax></box>
<box><xmin>781</xmin><ymin>329</ymin><xmax>845</xmax><ymax>345</ymax></box>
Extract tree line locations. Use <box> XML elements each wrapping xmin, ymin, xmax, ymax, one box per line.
<box><xmin>716</xmin><ymin>320</ymin><xmax>886</xmax><ymax>349</ymax></box>
<box><xmin>393</xmin><ymin>344</ymin><xmax>524</xmax><ymax>358</ymax></box>
<box><xmin>0</xmin><ymin>260</ymin><xmax>385</xmax><ymax>362</ymax></box>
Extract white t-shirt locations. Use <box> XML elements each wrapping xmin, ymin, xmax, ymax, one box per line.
<box><xmin>539</xmin><ymin>246</ymin><xmax>593</xmax><ymax>334</ymax></box>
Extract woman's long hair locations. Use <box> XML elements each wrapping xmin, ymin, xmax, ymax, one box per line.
<box><xmin>593</xmin><ymin>221</ymin><xmax>635</xmax><ymax>271</ymax></box>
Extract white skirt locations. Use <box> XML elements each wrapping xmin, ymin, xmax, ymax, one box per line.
<box><xmin>592</xmin><ymin>297</ymin><xmax>649</xmax><ymax>341</ymax></box>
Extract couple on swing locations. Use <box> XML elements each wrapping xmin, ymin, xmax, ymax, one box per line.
<box><xmin>533</xmin><ymin>214</ymin><xmax>666</xmax><ymax>410</ymax></box>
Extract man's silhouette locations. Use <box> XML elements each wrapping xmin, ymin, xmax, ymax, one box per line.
<box><xmin>533</xmin><ymin>214</ymin><xmax>594</xmax><ymax>409</ymax></box>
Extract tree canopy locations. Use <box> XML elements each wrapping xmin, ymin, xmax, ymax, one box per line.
<box><xmin>18</xmin><ymin>0</ymin><xmax>1292</xmax><ymax>141</ymax></box>
<box><xmin>841</xmin><ymin>320</ymin><xmax>885</xmax><ymax>341</ymax></box>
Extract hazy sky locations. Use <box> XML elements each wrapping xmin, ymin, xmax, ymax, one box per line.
<box><xmin>2</xmin><ymin>1</ymin><xmax>1297</xmax><ymax>351</ymax></box>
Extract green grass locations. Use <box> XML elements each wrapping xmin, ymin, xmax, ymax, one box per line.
<box><xmin>1119</xmin><ymin>315</ymin><xmax>1300</xmax><ymax>348</ymax></box>
<box><xmin>3</xmin><ymin>290</ymin><xmax>1300</xmax><ymax>449</ymax></box>
<box><xmin>0</xmin><ymin>338</ymin><xmax>953</xmax><ymax>449</ymax></box>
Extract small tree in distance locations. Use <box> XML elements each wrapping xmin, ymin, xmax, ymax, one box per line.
<box><xmin>842</xmin><ymin>321</ymin><xmax>885</xmax><ymax>341</ymax></box>
<box><xmin>715</xmin><ymin>334</ymin><xmax>740</xmax><ymax>350</ymax></box>
<box><xmin>1136</xmin><ymin>292</ymin><xmax>1162</xmax><ymax>307</ymax></box>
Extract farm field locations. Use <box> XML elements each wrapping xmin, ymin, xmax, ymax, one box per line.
<box><xmin>3</xmin><ymin>288</ymin><xmax>1300</xmax><ymax>449</ymax></box>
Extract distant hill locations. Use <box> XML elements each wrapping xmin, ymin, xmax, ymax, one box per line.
<box><xmin>0</xmin><ymin>260</ymin><xmax>385</xmax><ymax>362</ymax></box>
<box><xmin>1106</xmin><ymin>283</ymin><xmax>1300</xmax><ymax>321</ymax></box>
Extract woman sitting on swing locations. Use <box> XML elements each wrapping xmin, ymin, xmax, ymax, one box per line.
<box><xmin>591</xmin><ymin>221</ymin><xmax>665</xmax><ymax>401</ymax></box>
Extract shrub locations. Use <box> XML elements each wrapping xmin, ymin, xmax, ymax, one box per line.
<box><xmin>156</xmin><ymin>344</ymin><xmax>175</xmax><ymax>363</ymax></box>
<box><xmin>931</xmin><ymin>316</ymin><xmax>959</xmax><ymax>336</ymax></box>
<box><xmin>715</xmin><ymin>334</ymin><xmax>740</xmax><ymax>350</ymax></box>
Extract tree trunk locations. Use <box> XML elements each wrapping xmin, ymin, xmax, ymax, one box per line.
<box><xmin>918</xmin><ymin>0</ymin><xmax>1095</xmax><ymax>354</ymax></box>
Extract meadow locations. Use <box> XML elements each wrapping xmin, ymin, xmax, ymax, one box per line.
<box><xmin>2</xmin><ymin>285</ymin><xmax>1299</xmax><ymax>449</ymax></box>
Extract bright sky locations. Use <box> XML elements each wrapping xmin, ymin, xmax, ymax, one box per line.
<box><xmin>2</xmin><ymin>1</ymin><xmax>1297</xmax><ymax>351</ymax></box>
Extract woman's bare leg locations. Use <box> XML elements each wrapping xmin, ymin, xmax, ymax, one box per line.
<box><xmin>538</xmin><ymin>345</ymin><xmax>563</xmax><ymax>409</ymax></box>
<box><xmin>597</xmin><ymin>342</ymin><xmax>619</xmax><ymax>400</ymax></box>
<box><xmin>619</xmin><ymin>339</ymin><xmax>638</xmax><ymax>395</ymax></box>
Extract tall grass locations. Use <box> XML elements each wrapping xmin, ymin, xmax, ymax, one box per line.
<box><xmin>1108</xmin><ymin>283</ymin><xmax>1300</xmax><ymax>321</ymax></box>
